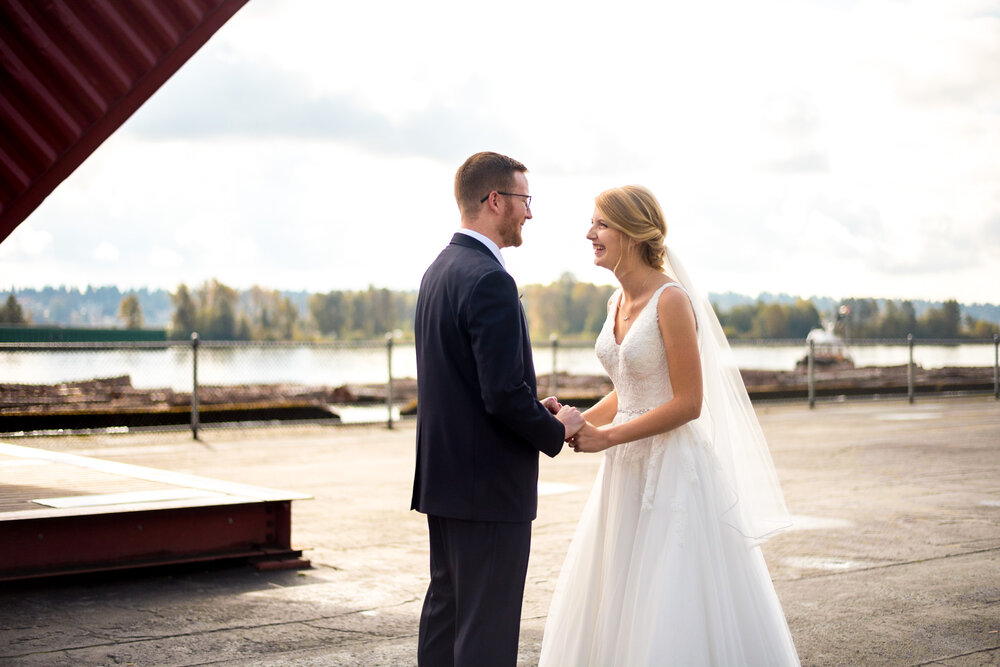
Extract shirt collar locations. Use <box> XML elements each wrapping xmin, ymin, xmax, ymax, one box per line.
<box><xmin>456</xmin><ymin>228</ymin><xmax>505</xmax><ymax>269</ymax></box>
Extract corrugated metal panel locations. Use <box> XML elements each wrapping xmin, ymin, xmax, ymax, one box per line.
<box><xmin>0</xmin><ymin>0</ymin><xmax>250</xmax><ymax>243</ymax></box>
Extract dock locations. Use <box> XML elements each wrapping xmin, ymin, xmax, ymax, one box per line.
<box><xmin>1</xmin><ymin>395</ymin><xmax>998</xmax><ymax>665</ymax></box>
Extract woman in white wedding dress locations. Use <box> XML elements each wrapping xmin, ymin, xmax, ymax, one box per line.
<box><xmin>538</xmin><ymin>185</ymin><xmax>799</xmax><ymax>667</ymax></box>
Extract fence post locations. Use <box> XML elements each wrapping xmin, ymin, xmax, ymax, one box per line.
<box><xmin>190</xmin><ymin>332</ymin><xmax>200</xmax><ymax>440</ymax></box>
<box><xmin>386</xmin><ymin>332</ymin><xmax>394</xmax><ymax>430</ymax></box>
<box><xmin>807</xmin><ymin>339</ymin><xmax>815</xmax><ymax>409</ymax></box>
<box><xmin>907</xmin><ymin>333</ymin><xmax>915</xmax><ymax>404</ymax></box>
<box><xmin>550</xmin><ymin>333</ymin><xmax>559</xmax><ymax>397</ymax></box>
<box><xmin>994</xmin><ymin>333</ymin><xmax>999</xmax><ymax>400</ymax></box>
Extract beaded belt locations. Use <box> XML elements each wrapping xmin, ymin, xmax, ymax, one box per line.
<box><xmin>617</xmin><ymin>407</ymin><xmax>652</xmax><ymax>416</ymax></box>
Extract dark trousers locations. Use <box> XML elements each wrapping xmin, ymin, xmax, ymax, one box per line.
<box><xmin>417</xmin><ymin>514</ymin><xmax>532</xmax><ymax>667</ymax></box>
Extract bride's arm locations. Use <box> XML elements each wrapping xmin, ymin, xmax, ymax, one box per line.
<box><xmin>582</xmin><ymin>389</ymin><xmax>618</xmax><ymax>427</ymax></box>
<box><xmin>582</xmin><ymin>292</ymin><xmax>619</xmax><ymax>428</ymax></box>
<box><xmin>573</xmin><ymin>288</ymin><xmax>701</xmax><ymax>452</ymax></box>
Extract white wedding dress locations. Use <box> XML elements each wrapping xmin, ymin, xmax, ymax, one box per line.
<box><xmin>539</xmin><ymin>283</ymin><xmax>799</xmax><ymax>667</ymax></box>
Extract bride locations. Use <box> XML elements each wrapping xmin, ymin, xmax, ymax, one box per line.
<box><xmin>538</xmin><ymin>185</ymin><xmax>799</xmax><ymax>666</ymax></box>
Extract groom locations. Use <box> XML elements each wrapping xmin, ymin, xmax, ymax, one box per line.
<box><xmin>412</xmin><ymin>151</ymin><xmax>584</xmax><ymax>667</ymax></box>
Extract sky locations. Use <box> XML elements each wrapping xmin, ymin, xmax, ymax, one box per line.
<box><xmin>1</xmin><ymin>0</ymin><xmax>998</xmax><ymax>303</ymax></box>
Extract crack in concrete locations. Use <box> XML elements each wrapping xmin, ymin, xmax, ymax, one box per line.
<box><xmin>778</xmin><ymin>545</ymin><xmax>1000</xmax><ymax>581</ymax></box>
<box><xmin>910</xmin><ymin>644</ymin><xmax>1000</xmax><ymax>666</ymax></box>
<box><xmin>172</xmin><ymin>632</ymin><xmax>422</xmax><ymax>667</ymax></box>
<box><xmin>1</xmin><ymin>603</ymin><xmax>418</xmax><ymax>660</ymax></box>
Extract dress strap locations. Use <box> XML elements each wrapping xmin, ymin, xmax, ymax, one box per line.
<box><xmin>659</xmin><ymin>281</ymin><xmax>688</xmax><ymax>296</ymax></box>
<box><xmin>652</xmin><ymin>281</ymin><xmax>697</xmax><ymax>330</ymax></box>
<box><xmin>607</xmin><ymin>287</ymin><xmax>622</xmax><ymax>312</ymax></box>
<box><xmin>650</xmin><ymin>281</ymin><xmax>692</xmax><ymax>305</ymax></box>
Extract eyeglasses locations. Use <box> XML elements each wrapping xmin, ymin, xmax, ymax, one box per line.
<box><xmin>480</xmin><ymin>191</ymin><xmax>532</xmax><ymax>209</ymax></box>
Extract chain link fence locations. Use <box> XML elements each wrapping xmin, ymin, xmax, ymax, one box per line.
<box><xmin>0</xmin><ymin>336</ymin><xmax>416</xmax><ymax>438</ymax></box>
<box><xmin>1</xmin><ymin>334</ymin><xmax>997</xmax><ymax>438</ymax></box>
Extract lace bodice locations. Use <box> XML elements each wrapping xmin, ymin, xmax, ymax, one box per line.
<box><xmin>595</xmin><ymin>283</ymin><xmax>686</xmax><ymax>414</ymax></box>
<box><xmin>594</xmin><ymin>282</ymin><xmax>700</xmax><ymax>510</ymax></box>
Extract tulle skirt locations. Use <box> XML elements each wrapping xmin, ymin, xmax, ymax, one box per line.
<box><xmin>539</xmin><ymin>421</ymin><xmax>799</xmax><ymax>666</ymax></box>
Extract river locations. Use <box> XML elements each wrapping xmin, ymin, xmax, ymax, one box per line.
<box><xmin>1</xmin><ymin>342</ymin><xmax>995</xmax><ymax>391</ymax></box>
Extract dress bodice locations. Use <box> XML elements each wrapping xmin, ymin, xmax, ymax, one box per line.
<box><xmin>595</xmin><ymin>283</ymin><xmax>685</xmax><ymax>414</ymax></box>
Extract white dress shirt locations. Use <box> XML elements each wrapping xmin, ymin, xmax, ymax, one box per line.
<box><xmin>456</xmin><ymin>228</ymin><xmax>505</xmax><ymax>270</ymax></box>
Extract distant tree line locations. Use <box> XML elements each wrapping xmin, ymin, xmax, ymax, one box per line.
<box><xmin>520</xmin><ymin>273</ymin><xmax>617</xmax><ymax>341</ymax></box>
<box><xmin>165</xmin><ymin>275</ymin><xmax>614</xmax><ymax>342</ymax></box>
<box><xmin>3</xmin><ymin>281</ymin><xmax>997</xmax><ymax>341</ymax></box>
<box><xmin>167</xmin><ymin>280</ymin><xmax>418</xmax><ymax>341</ymax></box>
<box><xmin>715</xmin><ymin>296</ymin><xmax>996</xmax><ymax>340</ymax></box>
<box><xmin>170</xmin><ymin>281</ymin><xmax>302</xmax><ymax>341</ymax></box>
<box><xmin>308</xmin><ymin>288</ymin><xmax>417</xmax><ymax>340</ymax></box>
<box><xmin>2</xmin><ymin>285</ymin><xmax>172</xmax><ymax>326</ymax></box>
<box><xmin>834</xmin><ymin>297</ymin><xmax>997</xmax><ymax>340</ymax></box>
<box><xmin>715</xmin><ymin>299</ymin><xmax>822</xmax><ymax>340</ymax></box>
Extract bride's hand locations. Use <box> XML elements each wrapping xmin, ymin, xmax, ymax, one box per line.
<box><xmin>569</xmin><ymin>422</ymin><xmax>614</xmax><ymax>453</ymax></box>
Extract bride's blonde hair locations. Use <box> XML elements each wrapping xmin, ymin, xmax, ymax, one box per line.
<box><xmin>595</xmin><ymin>185</ymin><xmax>667</xmax><ymax>272</ymax></box>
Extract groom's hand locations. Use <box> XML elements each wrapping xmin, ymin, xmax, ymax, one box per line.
<box><xmin>541</xmin><ymin>396</ymin><xmax>562</xmax><ymax>414</ymax></box>
<box><xmin>568</xmin><ymin>422</ymin><xmax>613</xmax><ymax>453</ymax></box>
<box><xmin>555</xmin><ymin>405</ymin><xmax>585</xmax><ymax>441</ymax></box>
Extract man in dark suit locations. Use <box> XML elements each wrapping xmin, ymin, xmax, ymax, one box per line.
<box><xmin>412</xmin><ymin>152</ymin><xmax>584</xmax><ymax>667</ymax></box>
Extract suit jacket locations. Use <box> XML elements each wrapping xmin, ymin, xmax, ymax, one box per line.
<box><xmin>411</xmin><ymin>233</ymin><xmax>565</xmax><ymax>522</ymax></box>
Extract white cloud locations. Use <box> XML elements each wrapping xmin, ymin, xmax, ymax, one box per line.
<box><xmin>3</xmin><ymin>0</ymin><xmax>997</xmax><ymax>305</ymax></box>
<box><xmin>0</xmin><ymin>225</ymin><xmax>53</xmax><ymax>258</ymax></box>
<box><xmin>93</xmin><ymin>241</ymin><xmax>119</xmax><ymax>262</ymax></box>
<box><xmin>148</xmin><ymin>246</ymin><xmax>183</xmax><ymax>269</ymax></box>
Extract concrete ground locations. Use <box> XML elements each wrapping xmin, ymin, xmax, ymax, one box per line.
<box><xmin>1</xmin><ymin>394</ymin><xmax>998</xmax><ymax>666</ymax></box>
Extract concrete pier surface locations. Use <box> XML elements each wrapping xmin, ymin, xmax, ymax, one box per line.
<box><xmin>1</xmin><ymin>395</ymin><xmax>998</xmax><ymax>666</ymax></box>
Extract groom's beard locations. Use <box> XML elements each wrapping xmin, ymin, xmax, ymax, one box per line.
<box><xmin>498</xmin><ymin>212</ymin><xmax>523</xmax><ymax>248</ymax></box>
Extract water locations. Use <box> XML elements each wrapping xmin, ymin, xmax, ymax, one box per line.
<box><xmin>1</xmin><ymin>342</ymin><xmax>994</xmax><ymax>391</ymax></box>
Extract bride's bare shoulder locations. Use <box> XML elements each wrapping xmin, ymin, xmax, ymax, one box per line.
<box><xmin>655</xmin><ymin>284</ymin><xmax>696</xmax><ymax>328</ymax></box>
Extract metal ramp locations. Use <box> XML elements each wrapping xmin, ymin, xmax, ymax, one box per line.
<box><xmin>0</xmin><ymin>442</ymin><xmax>310</xmax><ymax>581</ymax></box>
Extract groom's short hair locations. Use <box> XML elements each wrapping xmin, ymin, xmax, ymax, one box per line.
<box><xmin>455</xmin><ymin>152</ymin><xmax>528</xmax><ymax>219</ymax></box>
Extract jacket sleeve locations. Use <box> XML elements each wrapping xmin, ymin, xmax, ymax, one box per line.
<box><xmin>466</xmin><ymin>269</ymin><xmax>565</xmax><ymax>457</ymax></box>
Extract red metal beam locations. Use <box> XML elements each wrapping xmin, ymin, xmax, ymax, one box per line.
<box><xmin>0</xmin><ymin>443</ymin><xmax>311</xmax><ymax>581</ymax></box>
<box><xmin>0</xmin><ymin>0</ymin><xmax>251</xmax><ymax>243</ymax></box>
<box><xmin>0</xmin><ymin>501</ymin><xmax>307</xmax><ymax>581</ymax></box>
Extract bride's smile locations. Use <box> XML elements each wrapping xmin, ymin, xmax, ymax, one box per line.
<box><xmin>586</xmin><ymin>213</ymin><xmax>620</xmax><ymax>269</ymax></box>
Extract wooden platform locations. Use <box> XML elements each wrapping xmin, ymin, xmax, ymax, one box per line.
<box><xmin>0</xmin><ymin>443</ymin><xmax>311</xmax><ymax>582</ymax></box>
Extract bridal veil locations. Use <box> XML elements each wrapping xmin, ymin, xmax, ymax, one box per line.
<box><xmin>663</xmin><ymin>245</ymin><xmax>792</xmax><ymax>542</ymax></box>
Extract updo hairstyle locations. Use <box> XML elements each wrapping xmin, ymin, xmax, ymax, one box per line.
<box><xmin>594</xmin><ymin>185</ymin><xmax>667</xmax><ymax>272</ymax></box>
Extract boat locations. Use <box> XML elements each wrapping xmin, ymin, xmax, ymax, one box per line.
<box><xmin>797</xmin><ymin>323</ymin><xmax>854</xmax><ymax>369</ymax></box>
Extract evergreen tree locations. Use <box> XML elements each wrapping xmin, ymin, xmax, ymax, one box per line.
<box><xmin>118</xmin><ymin>294</ymin><xmax>144</xmax><ymax>329</ymax></box>
<box><xmin>880</xmin><ymin>300</ymin><xmax>916</xmax><ymax>338</ymax></box>
<box><xmin>199</xmin><ymin>280</ymin><xmax>239</xmax><ymax>340</ymax></box>
<box><xmin>348</xmin><ymin>290</ymin><xmax>375</xmax><ymax>339</ymax></box>
<box><xmin>716</xmin><ymin>302</ymin><xmax>757</xmax><ymax>338</ymax></box>
<box><xmin>170</xmin><ymin>284</ymin><xmax>197</xmax><ymax>339</ymax></box>
<box><xmin>786</xmin><ymin>299</ymin><xmax>821</xmax><ymax>338</ymax></box>
<box><xmin>751</xmin><ymin>303</ymin><xmax>789</xmax><ymax>339</ymax></box>
<box><xmin>275</xmin><ymin>295</ymin><xmax>299</xmax><ymax>340</ymax></box>
<box><xmin>0</xmin><ymin>294</ymin><xmax>28</xmax><ymax>324</ymax></box>
<box><xmin>371</xmin><ymin>287</ymin><xmax>395</xmax><ymax>335</ymax></box>
<box><xmin>918</xmin><ymin>299</ymin><xmax>961</xmax><ymax>338</ymax></box>
<box><xmin>310</xmin><ymin>291</ymin><xmax>347</xmax><ymax>338</ymax></box>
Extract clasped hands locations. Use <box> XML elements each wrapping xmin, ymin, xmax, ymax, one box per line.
<box><xmin>541</xmin><ymin>396</ymin><xmax>613</xmax><ymax>453</ymax></box>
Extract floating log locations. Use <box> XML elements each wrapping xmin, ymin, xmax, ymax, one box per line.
<box><xmin>1</xmin><ymin>365</ymin><xmax>994</xmax><ymax>432</ymax></box>
<box><xmin>0</xmin><ymin>376</ymin><xmax>342</xmax><ymax>431</ymax></box>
